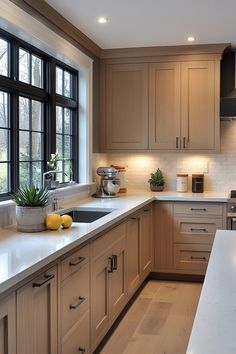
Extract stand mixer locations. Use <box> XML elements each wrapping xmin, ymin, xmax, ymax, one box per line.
<box><xmin>93</xmin><ymin>167</ymin><xmax>120</xmax><ymax>198</ymax></box>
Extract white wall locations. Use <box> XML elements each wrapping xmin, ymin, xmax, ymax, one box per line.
<box><xmin>104</xmin><ymin>121</ymin><xmax>236</xmax><ymax>192</ymax></box>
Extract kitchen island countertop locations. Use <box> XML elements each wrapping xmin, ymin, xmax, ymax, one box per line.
<box><xmin>0</xmin><ymin>190</ymin><xmax>229</xmax><ymax>295</ymax></box>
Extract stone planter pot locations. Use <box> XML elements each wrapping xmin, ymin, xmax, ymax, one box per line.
<box><xmin>150</xmin><ymin>184</ymin><xmax>164</xmax><ymax>192</ymax></box>
<box><xmin>16</xmin><ymin>206</ymin><xmax>47</xmax><ymax>232</ymax></box>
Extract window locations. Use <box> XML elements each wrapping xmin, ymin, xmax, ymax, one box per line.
<box><xmin>0</xmin><ymin>29</ymin><xmax>79</xmax><ymax>199</ymax></box>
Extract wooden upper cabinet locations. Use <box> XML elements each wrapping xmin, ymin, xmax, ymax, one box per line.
<box><xmin>181</xmin><ymin>61</ymin><xmax>219</xmax><ymax>151</ymax></box>
<box><xmin>104</xmin><ymin>63</ymin><xmax>148</xmax><ymax>150</ymax></box>
<box><xmin>149</xmin><ymin>62</ymin><xmax>181</xmax><ymax>150</ymax></box>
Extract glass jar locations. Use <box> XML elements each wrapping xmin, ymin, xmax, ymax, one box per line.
<box><xmin>176</xmin><ymin>174</ymin><xmax>188</xmax><ymax>192</ymax></box>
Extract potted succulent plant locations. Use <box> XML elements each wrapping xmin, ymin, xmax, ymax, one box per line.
<box><xmin>13</xmin><ymin>185</ymin><xmax>49</xmax><ymax>232</ymax></box>
<box><xmin>148</xmin><ymin>168</ymin><xmax>165</xmax><ymax>192</ymax></box>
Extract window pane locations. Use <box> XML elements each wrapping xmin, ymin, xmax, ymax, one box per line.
<box><xmin>56</xmin><ymin>134</ymin><xmax>63</xmax><ymax>156</ymax></box>
<box><xmin>64</xmin><ymin>136</ymin><xmax>71</xmax><ymax>159</ymax></box>
<box><xmin>32</xmin><ymin>132</ymin><xmax>42</xmax><ymax>160</ymax></box>
<box><xmin>56</xmin><ymin>106</ymin><xmax>63</xmax><ymax>133</ymax></box>
<box><xmin>0</xmin><ymin>91</ymin><xmax>8</xmax><ymax>128</ymax></box>
<box><xmin>32</xmin><ymin>100</ymin><xmax>42</xmax><ymax>131</ymax></box>
<box><xmin>0</xmin><ymin>38</ymin><xmax>8</xmax><ymax>77</ymax></box>
<box><xmin>57</xmin><ymin>160</ymin><xmax>63</xmax><ymax>182</ymax></box>
<box><xmin>19</xmin><ymin>162</ymin><xmax>30</xmax><ymax>187</ymax></box>
<box><xmin>0</xmin><ymin>129</ymin><xmax>9</xmax><ymax>161</ymax></box>
<box><xmin>56</xmin><ymin>67</ymin><xmax>63</xmax><ymax>95</ymax></box>
<box><xmin>0</xmin><ymin>163</ymin><xmax>8</xmax><ymax>193</ymax></box>
<box><xmin>64</xmin><ymin>108</ymin><xmax>72</xmax><ymax>134</ymax></box>
<box><xmin>64</xmin><ymin>71</ymin><xmax>71</xmax><ymax>97</ymax></box>
<box><xmin>19</xmin><ymin>97</ymin><xmax>30</xmax><ymax>130</ymax></box>
<box><xmin>64</xmin><ymin>160</ymin><xmax>71</xmax><ymax>182</ymax></box>
<box><xmin>32</xmin><ymin>161</ymin><xmax>42</xmax><ymax>187</ymax></box>
<box><xmin>19</xmin><ymin>131</ymin><xmax>30</xmax><ymax>161</ymax></box>
<box><xmin>31</xmin><ymin>55</ymin><xmax>42</xmax><ymax>88</ymax></box>
<box><xmin>19</xmin><ymin>49</ymin><xmax>30</xmax><ymax>84</ymax></box>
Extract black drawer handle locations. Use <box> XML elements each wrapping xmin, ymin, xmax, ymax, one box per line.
<box><xmin>191</xmin><ymin>208</ymin><xmax>207</xmax><ymax>211</ymax></box>
<box><xmin>69</xmin><ymin>256</ymin><xmax>86</xmax><ymax>266</ymax></box>
<box><xmin>112</xmin><ymin>254</ymin><xmax>118</xmax><ymax>270</ymax></box>
<box><xmin>69</xmin><ymin>296</ymin><xmax>85</xmax><ymax>309</ymax></box>
<box><xmin>131</xmin><ymin>217</ymin><xmax>139</xmax><ymax>220</ymax></box>
<box><xmin>32</xmin><ymin>274</ymin><xmax>55</xmax><ymax>287</ymax></box>
<box><xmin>108</xmin><ymin>256</ymin><xmax>113</xmax><ymax>273</ymax></box>
<box><xmin>190</xmin><ymin>256</ymin><xmax>207</xmax><ymax>261</ymax></box>
<box><xmin>143</xmin><ymin>209</ymin><xmax>151</xmax><ymax>212</ymax></box>
<box><xmin>78</xmin><ymin>347</ymin><xmax>86</xmax><ymax>353</ymax></box>
<box><xmin>190</xmin><ymin>228</ymin><xmax>207</xmax><ymax>232</ymax></box>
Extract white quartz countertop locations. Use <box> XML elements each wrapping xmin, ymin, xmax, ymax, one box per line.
<box><xmin>0</xmin><ymin>190</ymin><xmax>229</xmax><ymax>295</ymax></box>
<box><xmin>186</xmin><ymin>230</ymin><xmax>236</xmax><ymax>354</ymax></box>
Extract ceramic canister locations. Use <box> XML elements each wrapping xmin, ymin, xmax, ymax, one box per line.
<box><xmin>176</xmin><ymin>174</ymin><xmax>188</xmax><ymax>192</ymax></box>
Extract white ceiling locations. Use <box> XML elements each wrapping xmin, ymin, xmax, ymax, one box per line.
<box><xmin>46</xmin><ymin>0</ymin><xmax>236</xmax><ymax>49</ymax></box>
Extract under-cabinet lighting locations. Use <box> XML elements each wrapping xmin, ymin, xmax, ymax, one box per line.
<box><xmin>97</xmin><ymin>17</ymin><xmax>109</xmax><ymax>24</ymax></box>
<box><xmin>187</xmin><ymin>36</ymin><xmax>196</xmax><ymax>42</ymax></box>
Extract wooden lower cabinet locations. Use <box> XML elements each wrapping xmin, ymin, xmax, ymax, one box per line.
<box><xmin>140</xmin><ymin>208</ymin><xmax>153</xmax><ymax>279</ymax></box>
<box><xmin>61</xmin><ymin>310</ymin><xmax>90</xmax><ymax>354</ymax></box>
<box><xmin>91</xmin><ymin>227</ymin><xmax>127</xmax><ymax>350</ymax></box>
<box><xmin>174</xmin><ymin>244</ymin><xmax>211</xmax><ymax>275</ymax></box>
<box><xmin>0</xmin><ymin>293</ymin><xmax>16</xmax><ymax>354</ymax></box>
<box><xmin>17</xmin><ymin>266</ymin><xmax>57</xmax><ymax>354</ymax></box>
<box><xmin>127</xmin><ymin>216</ymin><xmax>140</xmax><ymax>296</ymax></box>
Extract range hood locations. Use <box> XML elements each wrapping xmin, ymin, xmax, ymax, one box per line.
<box><xmin>220</xmin><ymin>51</ymin><xmax>236</xmax><ymax>119</ymax></box>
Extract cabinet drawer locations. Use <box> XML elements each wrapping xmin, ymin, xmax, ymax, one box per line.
<box><xmin>174</xmin><ymin>217</ymin><xmax>222</xmax><ymax>244</ymax></box>
<box><xmin>92</xmin><ymin>222</ymin><xmax>126</xmax><ymax>259</ymax></box>
<box><xmin>61</xmin><ymin>244</ymin><xmax>90</xmax><ymax>281</ymax></box>
<box><xmin>62</xmin><ymin>310</ymin><xmax>90</xmax><ymax>354</ymax></box>
<box><xmin>61</xmin><ymin>262</ymin><xmax>90</xmax><ymax>337</ymax></box>
<box><xmin>174</xmin><ymin>244</ymin><xmax>211</xmax><ymax>275</ymax></box>
<box><xmin>174</xmin><ymin>202</ymin><xmax>223</xmax><ymax>217</ymax></box>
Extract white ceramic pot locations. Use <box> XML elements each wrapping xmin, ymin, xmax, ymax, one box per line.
<box><xmin>16</xmin><ymin>206</ymin><xmax>47</xmax><ymax>232</ymax></box>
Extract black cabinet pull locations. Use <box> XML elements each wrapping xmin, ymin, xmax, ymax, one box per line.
<box><xmin>32</xmin><ymin>274</ymin><xmax>55</xmax><ymax>287</ymax></box>
<box><xmin>190</xmin><ymin>256</ymin><xmax>206</xmax><ymax>261</ymax></box>
<box><xmin>69</xmin><ymin>296</ymin><xmax>85</xmax><ymax>310</ymax></box>
<box><xmin>190</xmin><ymin>228</ymin><xmax>207</xmax><ymax>232</ymax></box>
<box><xmin>112</xmin><ymin>255</ymin><xmax>118</xmax><ymax>270</ymax></box>
<box><xmin>108</xmin><ymin>256</ymin><xmax>113</xmax><ymax>273</ymax></box>
<box><xmin>190</xmin><ymin>208</ymin><xmax>207</xmax><ymax>211</ymax></box>
<box><xmin>69</xmin><ymin>256</ymin><xmax>85</xmax><ymax>266</ymax></box>
<box><xmin>78</xmin><ymin>347</ymin><xmax>86</xmax><ymax>353</ymax></box>
<box><xmin>176</xmin><ymin>137</ymin><xmax>179</xmax><ymax>149</ymax></box>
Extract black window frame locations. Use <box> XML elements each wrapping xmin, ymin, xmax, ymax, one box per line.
<box><xmin>0</xmin><ymin>28</ymin><xmax>79</xmax><ymax>200</ymax></box>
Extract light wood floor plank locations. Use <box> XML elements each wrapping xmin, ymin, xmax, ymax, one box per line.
<box><xmin>100</xmin><ymin>280</ymin><xmax>202</xmax><ymax>354</ymax></box>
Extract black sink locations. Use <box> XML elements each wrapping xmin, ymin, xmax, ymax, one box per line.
<box><xmin>61</xmin><ymin>208</ymin><xmax>113</xmax><ymax>223</ymax></box>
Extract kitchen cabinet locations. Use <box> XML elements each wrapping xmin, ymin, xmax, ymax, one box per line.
<box><xmin>16</xmin><ymin>266</ymin><xmax>57</xmax><ymax>354</ymax></box>
<box><xmin>60</xmin><ymin>243</ymin><xmax>90</xmax><ymax>353</ymax></box>
<box><xmin>101</xmin><ymin>63</ymin><xmax>149</xmax><ymax>150</ymax></box>
<box><xmin>100</xmin><ymin>46</ymin><xmax>223</xmax><ymax>152</ymax></box>
<box><xmin>91</xmin><ymin>223</ymin><xmax>127</xmax><ymax>350</ymax></box>
<box><xmin>127</xmin><ymin>206</ymin><xmax>153</xmax><ymax>296</ymax></box>
<box><xmin>154</xmin><ymin>201</ymin><xmax>226</xmax><ymax>275</ymax></box>
<box><xmin>149</xmin><ymin>60</ymin><xmax>219</xmax><ymax>151</ymax></box>
<box><xmin>0</xmin><ymin>292</ymin><xmax>16</xmax><ymax>354</ymax></box>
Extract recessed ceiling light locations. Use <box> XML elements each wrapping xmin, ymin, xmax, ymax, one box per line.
<box><xmin>187</xmin><ymin>36</ymin><xmax>196</xmax><ymax>42</ymax></box>
<box><xmin>97</xmin><ymin>17</ymin><xmax>109</xmax><ymax>24</ymax></box>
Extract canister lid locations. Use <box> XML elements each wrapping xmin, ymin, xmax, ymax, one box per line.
<box><xmin>192</xmin><ymin>174</ymin><xmax>204</xmax><ymax>177</ymax></box>
<box><xmin>176</xmin><ymin>174</ymin><xmax>188</xmax><ymax>177</ymax></box>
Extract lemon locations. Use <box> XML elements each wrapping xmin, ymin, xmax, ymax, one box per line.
<box><xmin>46</xmin><ymin>214</ymin><xmax>62</xmax><ymax>230</ymax></box>
<box><xmin>61</xmin><ymin>214</ymin><xmax>73</xmax><ymax>229</ymax></box>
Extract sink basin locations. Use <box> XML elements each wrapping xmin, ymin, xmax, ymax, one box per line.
<box><xmin>59</xmin><ymin>207</ymin><xmax>114</xmax><ymax>223</ymax></box>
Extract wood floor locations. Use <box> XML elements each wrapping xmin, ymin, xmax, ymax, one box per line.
<box><xmin>100</xmin><ymin>280</ymin><xmax>202</xmax><ymax>354</ymax></box>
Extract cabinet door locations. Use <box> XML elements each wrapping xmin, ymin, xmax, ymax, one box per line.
<box><xmin>17</xmin><ymin>266</ymin><xmax>57</xmax><ymax>354</ymax></box>
<box><xmin>0</xmin><ymin>293</ymin><xmax>16</xmax><ymax>354</ymax></box>
<box><xmin>140</xmin><ymin>208</ymin><xmax>153</xmax><ymax>279</ymax></box>
<box><xmin>91</xmin><ymin>252</ymin><xmax>110</xmax><ymax>347</ymax></box>
<box><xmin>109</xmin><ymin>237</ymin><xmax>127</xmax><ymax>320</ymax></box>
<box><xmin>181</xmin><ymin>61</ymin><xmax>218</xmax><ymax>151</ymax></box>
<box><xmin>105</xmin><ymin>63</ymin><xmax>148</xmax><ymax>150</ymax></box>
<box><xmin>127</xmin><ymin>217</ymin><xmax>140</xmax><ymax>296</ymax></box>
<box><xmin>149</xmin><ymin>62</ymin><xmax>181</xmax><ymax>150</ymax></box>
<box><xmin>154</xmin><ymin>202</ymin><xmax>174</xmax><ymax>272</ymax></box>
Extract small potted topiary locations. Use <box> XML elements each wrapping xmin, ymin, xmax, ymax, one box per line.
<box><xmin>148</xmin><ymin>168</ymin><xmax>165</xmax><ymax>192</ymax></box>
<box><xmin>13</xmin><ymin>185</ymin><xmax>49</xmax><ymax>232</ymax></box>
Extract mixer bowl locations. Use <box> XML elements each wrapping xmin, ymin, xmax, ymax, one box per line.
<box><xmin>102</xmin><ymin>179</ymin><xmax>120</xmax><ymax>195</ymax></box>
